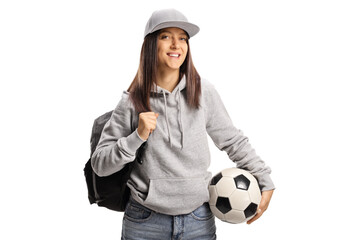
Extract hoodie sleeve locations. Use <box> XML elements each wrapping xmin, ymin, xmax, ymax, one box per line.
<box><xmin>91</xmin><ymin>92</ymin><xmax>146</xmax><ymax>177</ymax></box>
<box><xmin>203</xmin><ymin>80</ymin><xmax>275</xmax><ymax>191</ymax></box>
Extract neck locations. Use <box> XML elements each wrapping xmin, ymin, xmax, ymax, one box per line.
<box><xmin>156</xmin><ymin>69</ymin><xmax>180</xmax><ymax>93</ymax></box>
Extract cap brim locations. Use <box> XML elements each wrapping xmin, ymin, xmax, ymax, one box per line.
<box><xmin>149</xmin><ymin>21</ymin><xmax>200</xmax><ymax>38</ymax></box>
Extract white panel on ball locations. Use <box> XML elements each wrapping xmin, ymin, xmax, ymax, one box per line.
<box><xmin>209</xmin><ymin>205</ymin><xmax>226</xmax><ymax>221</ymax></box>
<box><xmin>248</xmin><ymin>181</ymin><xmax>261</xmax><ymax>204</ymax></box>
<box><xmin>208</xmin><ymin>185</ymin><xmax>218</xmax><ymax>206</ymax></box>
<box><xmin>229</xmin><ymin>190</ymin><xmax>251</xmax><ymax>211</ymax></box>
<box><xmin>224</xmin><ymin>209</ymin><xmax>246</xmax><ymax>224</ymax></box>
<box><xmin>215</xmin><ymin>177</ymin><xmax>236</xmax><ymax>197</ymax></box>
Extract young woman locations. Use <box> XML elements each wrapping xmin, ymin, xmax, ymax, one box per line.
<box><xmin>91</xmin><ymin>8</ymin><xmax>275</xmax><ymax>240</ymax></box>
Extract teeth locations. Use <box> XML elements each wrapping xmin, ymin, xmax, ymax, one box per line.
<box><xmin>169</xmin><ymin>54</ymin><xmax>179</xmax><ymax>57</ymax></box>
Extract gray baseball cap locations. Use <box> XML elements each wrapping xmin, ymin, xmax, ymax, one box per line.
<box><xmin>144</xmin><ymin>9</ymin><xmax>200</xmax><ymax>38</ymax></box>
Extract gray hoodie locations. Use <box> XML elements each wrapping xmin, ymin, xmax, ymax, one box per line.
<box><xmin>91</xmin><ymin>77</ymin><xmax>275</xmax><ymax>215</ymax></box>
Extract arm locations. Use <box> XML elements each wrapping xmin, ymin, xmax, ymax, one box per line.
<box><xmin>91</xmin><ymin>93</ymin><xmax>146</xmax><ymax>177</ymax></box>
<box><xmin>204</xmin><ymin>81</ymin><xmax>275</xmax><ymax>191</ymax></box>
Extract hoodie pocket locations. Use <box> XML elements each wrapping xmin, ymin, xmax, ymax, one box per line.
<box><xmin>144</xmin><ymin>178</ymin><xmax>209</xmax><ymax>215</ymax></box>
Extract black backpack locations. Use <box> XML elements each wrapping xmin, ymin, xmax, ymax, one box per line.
<box><xmin>84</xmin><ymin>110</ymin><xmax>146</xmax><ymax>211</ymax></box>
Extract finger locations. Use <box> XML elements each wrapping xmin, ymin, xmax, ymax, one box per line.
<box><xmin>148</xmin><ymin>121</ymin><xmax>158</xmax><ymax>130</ymax></box>
<box><xmin>144</xmin><ymin>114</ymin><xmax>159</xmax><ymax>121</ymax></box>
<box><xmin>247</xmin><ymin>208</ymin><xmax>262</xmax><ymax>225</ymax></box>
<box><xmin>149</xmin><ymin>125</ymin><xmax>157</xmax><ymax>134</ymax></box>
<box><xmin>148</xmin><ymin>126</ymin><xmax>156</xmax><ymax>133</ymax></box>
<box><xmin>140</xmin><ymin>112</ymin><xmax>157</xmax><ymax>118</ymax></box>
<box><xmin>145</xmin><ymin>112</ymin><xmax>159</xmax><ymax>117</ymax></box>
<box><xmin>247</xmin><ymin>199</ymin><xmax>267</xmax><ymax>224</ymax></box>
<box><xmin>258</xmin><ymin>200</ymin><xmax>267</xmax><ymax>211</ymax></box>
<box><xmin>153</xmin><ymin>113</ymin><xmax>159</xmax><ymax>119</ymax></box>
<box><xmin>146</xmin><ymin>119</ymin><xmax>157</xmax><ymax>125</ymax></box>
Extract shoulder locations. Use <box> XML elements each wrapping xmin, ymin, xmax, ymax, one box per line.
<box><xmin>113</xmin><ymin>91</ymin><xmax>136</xmax><ymax>115</ymax></box>
<box><xmin>201</xmin><ymin>78</ymin><xmax>215</xmax><ymax>91</ymax></box>
<box><xmin>200</xmin><ymin>78</ymin><xmax>220</xmax><ymax>100</ymax></box>
<box><xmin>115</xmin><ymin>91</ymin><xmax>132</xmax><ymax>108</ymax></box>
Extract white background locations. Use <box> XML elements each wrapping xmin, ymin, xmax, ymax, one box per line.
<box><xmin>1</xmin><ymin>0</ymin><xmax>359</xmax><ymax>239</ymax></box>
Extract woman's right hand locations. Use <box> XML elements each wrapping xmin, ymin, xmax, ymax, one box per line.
<box><xmin>137</xmin><ymin>112</ymin><xmax>159</xmax><ymax>140</ymax></box>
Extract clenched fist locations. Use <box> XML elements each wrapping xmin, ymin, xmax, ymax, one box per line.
<box><xmin>137</xmin><ymin>112</ymin><xmax>159</xmax><ymax>141</ymax></box>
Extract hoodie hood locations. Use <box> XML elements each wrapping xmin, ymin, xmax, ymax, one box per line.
<box><xmin>152</xmin><ymin>75</ymin><xmax>187</xmax><ymax>94</ymax></box>
<box><xmin>151</xmin><ymin>76</ymin><xmax>187</xmax><ymax>149</ymax></box>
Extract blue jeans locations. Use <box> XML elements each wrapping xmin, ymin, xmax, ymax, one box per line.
<box><xmin>121</xmin><ymin>197</ymin><xmax>216</xmax><ymax>240</ymax></box>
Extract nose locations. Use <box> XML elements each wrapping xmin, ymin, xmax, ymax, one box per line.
<box><xmin>170</xmin><ymin>37</ymin><xmax>180</xmax><ymax>49</ymax></box>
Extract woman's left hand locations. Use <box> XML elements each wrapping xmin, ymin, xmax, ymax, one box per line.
<box><xmin>247</xmin><ymin>189</ymin><xmax>274</xmax><ymax>224</ymax></box>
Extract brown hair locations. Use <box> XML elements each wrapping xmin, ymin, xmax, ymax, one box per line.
<box><xmin>127</xmin><ymin>30</ymin><xmax>201</xmax><ymax>113</ymax></box>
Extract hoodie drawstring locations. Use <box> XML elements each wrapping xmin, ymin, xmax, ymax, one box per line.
<box><xmin>177</xmin><ymin>89</ymin><xmax>184</xmax><ymax>149</ymax></box>
<box><xmin>162</xmin><ymin>90</ymin><xmax>173</xmax><ymax>148</ymax></box>
<box><xmin>161</xmin><ymin>89</ymin><xmax>184</xmax><ymax>149</ymax></box>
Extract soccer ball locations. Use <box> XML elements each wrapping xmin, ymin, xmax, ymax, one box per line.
<box><xmin>209</xmin><ymin>168</ymin><xmax>261</xmax><ymax>224</ymax></box>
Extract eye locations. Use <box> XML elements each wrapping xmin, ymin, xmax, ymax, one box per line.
<box><xmin>180</xmin><ymin>37</ymin><xmax>188</xmax><ymax>41</ymax></box>
<box><xmin>160</xmin><ymin>35</ymin><xmax>169</xmax><ymax>39</ymax></box>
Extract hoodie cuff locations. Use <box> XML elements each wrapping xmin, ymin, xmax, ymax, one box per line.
<box><xmin>119</xmin><ymin>129</ymin><xmax>146</xmax><ymax>155</ymax></box>
<box><xmin>257</xmin><ymin>173</ymin><xmax>276</xmax><ymax>192</ymax></box>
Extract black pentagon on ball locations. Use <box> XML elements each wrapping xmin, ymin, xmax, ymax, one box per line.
<box><xmin>234</xmin><ymin>174</ymin><xmax>251</xmax><ymax>190</ymax></box>
<box><xmin>210</xmin><ymin>173</ymin><xmax>222</xmax><ymax>185</ymax></box>
<box><xmin>216</xmin><ymin>197</ymin><xmax>232</xmax><ymax>214</ymax></box>
<box><xmin>244</xmin><ymin>202</ymin><xmax>258</xmax><ymax>218</ymax></box>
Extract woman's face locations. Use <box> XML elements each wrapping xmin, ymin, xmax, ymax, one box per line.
<box><xmin>157</xmin><ymin>27</ymin><xmax>188</xmax><ymax>72</ymax></box>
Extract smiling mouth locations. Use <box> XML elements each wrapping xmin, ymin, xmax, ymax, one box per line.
<box><xmin>167</xmin><ymin>53</ymin><xmax>180</xmax><ymax>58</ymax></box>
